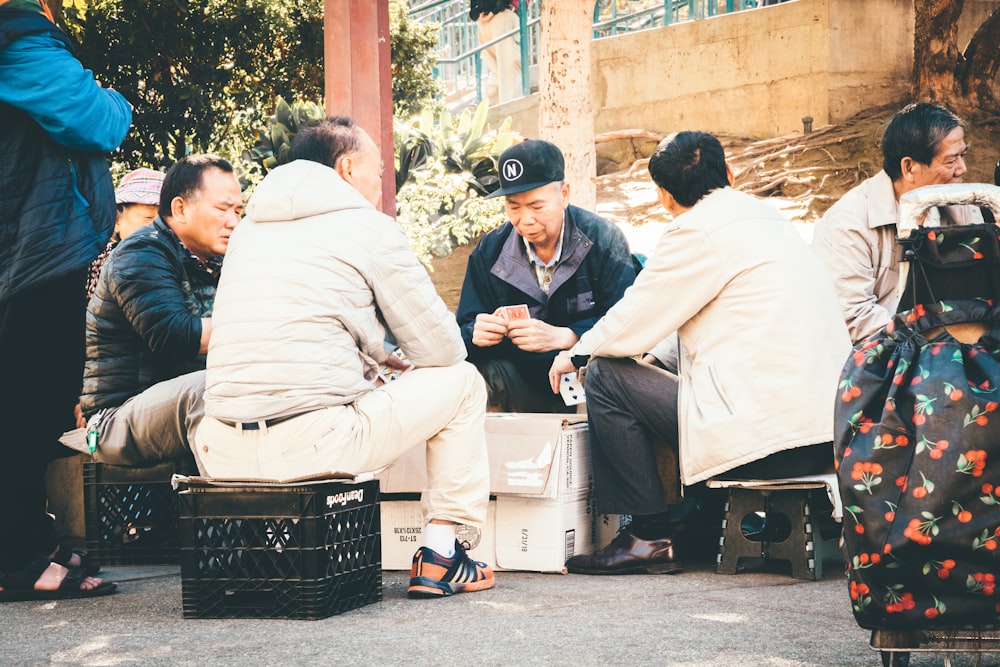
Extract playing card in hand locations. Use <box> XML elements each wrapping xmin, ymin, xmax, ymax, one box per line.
<box><xmin>559</xmin><ymin>371</ymin><xmax>586</xmax><ymax>406</ymax></box>
<box><xmin>497</xmin><ymin>304</ymin><xmax>530</xmax><ymax>321</ymax></box>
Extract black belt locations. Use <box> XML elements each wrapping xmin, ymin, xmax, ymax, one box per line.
<box><xmin>219</xmin><ymin>413</ymin><xmax>300</xmax><ymax>430</ymax></box>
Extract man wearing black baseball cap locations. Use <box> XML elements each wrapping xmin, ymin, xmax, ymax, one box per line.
<box><xmin>455</xmin><ymin>139</ymin><xmax>636</xmax><ymax>412</ymax></box>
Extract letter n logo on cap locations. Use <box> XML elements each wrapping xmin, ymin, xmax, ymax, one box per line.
<box><xmin>503</xmin><ymin>159</ymin><xmax>524</xmax><ymax>182</ymax></box>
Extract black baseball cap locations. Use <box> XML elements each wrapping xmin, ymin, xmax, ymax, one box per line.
<box><xmin>487</xmin><ymin>139</ymin><xmax>565</xmax><ymax>198</ymax></box>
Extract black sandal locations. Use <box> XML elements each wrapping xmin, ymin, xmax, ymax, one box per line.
<box><xmin>0</xmin><ymin>559</ymin><xmax>116</xmax><ymax>602</ymax></box>
<box><xmin>50</xmin><ymin>543</ymin><xmax>101</xmax><ymax>576</ymax></box>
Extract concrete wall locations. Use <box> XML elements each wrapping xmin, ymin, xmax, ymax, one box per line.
<box><xmin>592</xmin><ymin>0</ymin><xmax>842</xmax><ymax>137</ymax></box>
<box><xmin>826</xmin><ymin>0</ymin><xmax>913</xmax><ymax>126</ymax></box>
<box><xmin>491</xmin><ymin>0</ymin><xmax>997</xmax><ymax>140</ymax></box>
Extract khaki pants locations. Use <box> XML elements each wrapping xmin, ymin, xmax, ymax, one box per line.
<box><xmin>195</xmin><ymin>362</ymin><xmax>490</xmax><ymax>529</ymax></box>
<box><xmin>93</xmin><ymin>370</ymin><xmax>205</xmax><ymax>468</ymax></box>
<box><xmin>478</xmin><ymin>8</ymin><xmax>523</xmax><ymax>105</ymax></box>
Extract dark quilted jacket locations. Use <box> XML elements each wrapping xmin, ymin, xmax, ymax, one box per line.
<box><xmin>80</xmin><ymin>217</ymin><xmax>218</xmax><ymax>417</ymax></box>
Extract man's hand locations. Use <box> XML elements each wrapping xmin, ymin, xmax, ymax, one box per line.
<box><xmin>507</xmin><ymin>318</ymin><xmax>578</xmax><ymax>353</ymax></box>
<box><xmin>548</xmin><ymin>351</ymin><xmax>576</xmax><ymax>394</ymax></box>
<box><xmin>374</xmin><ymin>351</ymin><xmax>414</xmax><ymax>387</ymax></box>
<box><xmin>472</xmin><ymin>312</ymin><xmax>508</xmax><ymax>347</ymax></box>
<box><xmin>382</xmin><ymin>352</ymin><xmax>412</xmax><ymax>373</ymax></box>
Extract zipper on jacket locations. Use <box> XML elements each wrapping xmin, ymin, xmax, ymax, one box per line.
<box><xmin>66</xmin><ymin>156</ymin><xmax>91</xmax><ymax>210</ymax></box>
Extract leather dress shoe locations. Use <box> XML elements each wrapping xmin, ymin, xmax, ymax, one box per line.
<box><xmin>565</xmin><ymin>528</ymin><xmax>683</xmax><ymax>575</ymax></box>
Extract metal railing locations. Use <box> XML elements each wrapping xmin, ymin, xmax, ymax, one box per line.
<box><xmin>409</xmin><ymin>0</ymin><xmax>787</xmax><ymax>106</ymax></box>
<box><xmin>410</xmin><ymin>0</ymin><xmax>540</xmax><ymax>101</ymax></box>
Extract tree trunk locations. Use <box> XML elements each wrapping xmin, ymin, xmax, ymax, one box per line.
<box><xmin>538</xmin><ymin>0</ymin><xmax>596</xmax><ymax>211</ymax></box>
<box><xmin>957</xmin><ymin>6</ymin><xmax>1000</xmax><ymax>114</ymax></box>
<box><xmin>913</xmin><ymin>0</ymin><xmax>965</xmax><ymax>104</ymax></box>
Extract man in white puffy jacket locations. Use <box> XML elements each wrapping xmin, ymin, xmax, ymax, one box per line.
<box><xmin>197</xmin><ymin>117</ymin><xmax>494</xmax><ymax>599</ymax></box>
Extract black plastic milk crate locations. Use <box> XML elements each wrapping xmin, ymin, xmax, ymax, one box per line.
<box><xmin>84</xmin><ymin>457</ymin><xmax>197</xmax><ymax>565</ymax></box>
<box><xmin>178</xmin><ymin>479</ymin><xmax>382</xmax><ymax>620</ymax></box>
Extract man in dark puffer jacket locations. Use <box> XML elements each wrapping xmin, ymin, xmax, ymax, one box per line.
<box><xmin>79</xmin><ymin>155</ymin><xmax>243</xmax><ymax>468</ymax></box>
<box><xmin>0</xmin><ymin>0</ymin><xmax>131</xmax><ymax>600</ymax></box>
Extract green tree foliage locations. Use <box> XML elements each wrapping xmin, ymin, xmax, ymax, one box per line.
<box><xmin>63</xmin><ymin>0</ymin><xmax>325</xmax><ymax>168</ymax></box>
<box><xmin>395</xmin><ymin>102</ymin><xmax>516</xmax><ymax>265</ymax></box>
<box><xmin>61</xmin><ymin>0</ymin><xmax>442</xmax><ymax>169</ymax></box>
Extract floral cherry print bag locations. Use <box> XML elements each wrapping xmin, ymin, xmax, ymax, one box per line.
<box><xmin>836</xmin><ymin>300</ymin><xmax>1000</xmax><ymax>630</ymax></box>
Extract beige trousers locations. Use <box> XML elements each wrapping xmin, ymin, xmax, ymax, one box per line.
<box><xmin>194</xmin><ymin>362</ymin><xmax>490</xmax><ymax>528</ymax></box>
<box><xmin>93</xmin><ymin>369</ymin><xmax>205</xmax><ymax>467</ymax></box>
<box><xmin>478</xmin><ymin>8</ymin><xmax>523</xmax><ymax>105</ymax></box>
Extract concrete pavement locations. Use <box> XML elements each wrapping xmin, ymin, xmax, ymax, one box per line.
<box><xmin>5</xmin><ymin>557</ymin><xmax>999</xmax><ymax>666</ymax></box>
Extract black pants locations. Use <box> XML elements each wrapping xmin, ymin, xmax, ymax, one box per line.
<box><xmin>473</xmin><ymin>357</ymin><xmax>575</xmax><ymax>413</ymax></box>
<box><xmin>0</xmin><ymin>270</ymin><xmax>86</xmax><ymax>571</ymax></box>
<box><xmin>585</xmin><ymin>356</ymin><xmax>833</xmax><ymax>516</ymax></box>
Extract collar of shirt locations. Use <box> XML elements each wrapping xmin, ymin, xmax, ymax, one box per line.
<box><xmin>160</xmin><ymin>223</ymin><xmax>223</xmax><ymax>276</ymax></box>
<box><xmin>522</xmin><ymin>217</ymin><xmax>566</xmax><ymax>294</ymax></box>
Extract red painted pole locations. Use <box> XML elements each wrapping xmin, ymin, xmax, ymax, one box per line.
<box><xmin>324</xmin><ymin>0</ymin><xmax>396</xmax><ymax>215</ymax></box>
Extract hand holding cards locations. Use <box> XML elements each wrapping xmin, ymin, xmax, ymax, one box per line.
<box><xmin>376</xmin><ymin>347</ymin><xmax>411</xmax><ymax>385</ymax></box>
<box><xmin>559</xmin><ymin>371</ymin><xmax>586</xmax><ymax>406</ymax></box>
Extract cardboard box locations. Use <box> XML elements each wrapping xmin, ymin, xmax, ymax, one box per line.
<box><xmin>486</xmin><ymin>413</ymin><xmax>590</xmax><ymax>498</ymax></box>
<box><xmin>375</xmin><ymin>413</ymin><xmax>591</xmax><ymax>499</ymax></box>
<box><xmin>381</xmin><ymin>489</ymin><xmax>597</xmax><ymax>573</ymax></box>
<box><xmin>380</xmin><ymin>495</ymin><xmax>497</xmax><ymax>571</ymax></box>
<box><xmin>377</xmin><ymin>414</ymin><xmax>597</xmax><ymax>572</ymax></box>
<box><xmin>493</xmin><ymin>489</ymin><xmax>596</xmax><ymax>572</ymax></box>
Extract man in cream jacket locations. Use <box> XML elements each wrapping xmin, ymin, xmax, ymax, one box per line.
<box><xmin>197</xmin><ymin>117</ymin><xmax>494</xmax><ymax>599</ymax></box>
<box><xmin>549</xmin><ymin>131</ymin><xmax>851</xmax><ymax>575</ymax></box>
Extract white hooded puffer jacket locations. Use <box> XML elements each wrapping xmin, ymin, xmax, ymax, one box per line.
<box><xmin>204</xmin><ymin>159</ymin><xmax>465</xmax><ymax>421</ymax></box>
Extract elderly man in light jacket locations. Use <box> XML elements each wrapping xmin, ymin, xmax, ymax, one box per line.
<box><xmin>549</xmin><ymin>131</ymin><xmax>852</xmax><ymax>575</ymax></box>
<box><xmin>196</xmin><ymin>117</ymin><xmax>494</xmax><ymax>599</ymax></box>
<box><xmin>812</xmin><ymin>102</ymin><xmax>983</xmax><ymax>344</ymax></box>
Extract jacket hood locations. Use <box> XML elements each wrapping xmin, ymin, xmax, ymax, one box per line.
<box><xmin>246</xmin><ymin>159</ymin><xmax>374</xmax><ymax>224</ymax></box>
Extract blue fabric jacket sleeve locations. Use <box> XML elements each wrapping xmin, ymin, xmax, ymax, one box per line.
<box><xmin>0</xmin><ymin>33</ymin><xmax>131</xmax><ymax>151</ymax></box>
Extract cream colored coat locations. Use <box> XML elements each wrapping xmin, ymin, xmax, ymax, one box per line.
<box><xmin>812</xmin><ymin>171</ymin><xmax>984</xmax><ymax>343</ymax></box>
<box><xmin>569</xmin><ymin>188</ymin><xmax>852</xmax><ymax>485</ymax></box>
<box><xmin>204</xmin><ymin>160</ymin><xmax>465</xmax><ymax>421</ymax></box>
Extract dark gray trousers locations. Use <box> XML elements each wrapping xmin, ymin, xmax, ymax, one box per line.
<box><xmin>585</xmin><ymin>357</ymin><xmax>679</xmax><ymax>515</ymax></box>
<box><xmin>585</xmin><ymin>356</ymin><xmax>835</xmax><ymax>516</ymax></box>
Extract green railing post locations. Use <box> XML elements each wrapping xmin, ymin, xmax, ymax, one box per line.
<box><xmin>475</xmin><ymin>51</ymin><xmax>483</xmax><ymax>104</ymax></box>
<box><xmin>518</xmin><ymin>0</ymin><xmax>529</xmax><ymax>97</ymax></box>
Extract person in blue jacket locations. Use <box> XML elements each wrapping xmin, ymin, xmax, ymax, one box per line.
<box><xmin>455</xmin><ymin>139</ymin><xmax>636</xmax><ymax>412</ymax></box>
<box><xmin>0</xmin><ymin>0</ymin><xmax>131</xmax><ymax>601</ymax></box>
